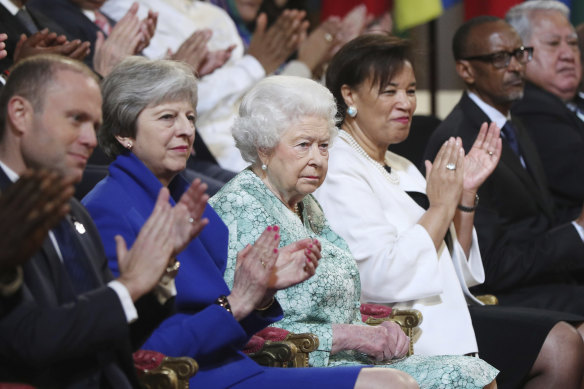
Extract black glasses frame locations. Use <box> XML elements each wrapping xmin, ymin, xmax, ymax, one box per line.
<box><xmin>461</xmin><ymin>46</ymin><xmax>534</xmax><ymax>69</ymax></box>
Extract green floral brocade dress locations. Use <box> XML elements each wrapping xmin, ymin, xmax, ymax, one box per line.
<box><xmin>210</xmin><ymin>169</ymin><xmax>498</xmax><ymax>388</ymax></box>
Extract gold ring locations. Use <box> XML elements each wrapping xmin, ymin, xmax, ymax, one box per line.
<box><xmin>165</xmin><ymin>260</ymin><xmax>180</xmax><ymax>274</ymax></box>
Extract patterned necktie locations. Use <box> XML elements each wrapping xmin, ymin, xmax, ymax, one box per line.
<box><xmin>94</xmin><ymin>10</ymin><xmax>112</xmax><ymax>36</ymax></box>
<box><xmin>501</xmin><ymin>121</ymin><xmax>526</xmax><ymax>168</ymax></box>
<box><xmin>52</xmin><ymin>217</ymin><xmax>96</xmax><ymax>294</ymax></box>
<box><xmin>15</xmin><ymin>8</ymin><xmax>38</xmax><ymax>34</ymax></box>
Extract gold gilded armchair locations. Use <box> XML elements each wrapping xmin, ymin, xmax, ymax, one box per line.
<box><xmin>244</xmin><ymin>328</ymin><xmax>319</xmax><ymax>368</ymax></box>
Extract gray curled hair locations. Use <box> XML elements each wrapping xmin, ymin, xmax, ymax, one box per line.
<box><xmin>232</xmin><ymin>75</ymin><xmax>339</xmax><ymax>165</ymax></box>
<box><xmin>100</xmin><ymin>56</ymin><xmax>198</xmax><ymax>157</ymax></box>
<box><xmin>506</xmin><ymin>0</ymin><xmax>570</xmax><ymax>44</ymax></box>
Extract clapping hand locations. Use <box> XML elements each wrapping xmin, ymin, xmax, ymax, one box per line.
<box><xmin>116</xmin><ymin>187</ymin><xmax>176</xmax><ymax>301</ymax></box>
<box><xmin>172</xmin><ymin>178</ymin><xmax>210</xmax><ymax>255</ymax></box>
<box><xmin>268</xmin><ymin>237</ymin><xmax>319</xmax><ymax>290</ymax></box>
<box><xmin>227</xmin><ymin>226</ymin><xmax>281</xmax><ymax>320</ymax></box>
<box><xmin>463</xmin><ymin>122</ymin><xmax>502</xmax><ymax>193</ymax></box>
<box><xmin>0</xmin><ymin>169</ymin><xmax>74</xmax><ymax>269</ymax></box>
<box><xmin>425</xmin><ymin>137</ymin><xmax>465</xmax><ymax>217</ymax></box>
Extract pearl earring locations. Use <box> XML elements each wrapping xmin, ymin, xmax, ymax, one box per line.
<box><xmin>347</xmin><ymin>106</ymin><xmax>358</xmax><ymax>118</ymax></box>
<box><xmin>261</xmin><ymin>164</ymin><xmax>267</xmax><ymax>171</ymax></box>
<box><xmin>127</xmin><ymin>142</ymin><xmax>133</xmax><ymax>150</ymax></box>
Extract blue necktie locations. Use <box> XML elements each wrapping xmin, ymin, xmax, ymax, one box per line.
<box><xmin>15</xmin><ymin>8</ymin><xmax>39</xmax><ymax>34</ymax></box>
<box><xmin>501</xmin><ymin>121</ymin><xmax>526</xmax><ymax>168</ymax></box>
<box><xmin>52</xmin><ymin>217</ymin><xmax>96</xmax><ymax>294</ymax></box>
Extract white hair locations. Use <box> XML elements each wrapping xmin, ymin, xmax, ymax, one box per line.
<box><xmin>506</xmin><ymin>0</ymin><xmax>571</xmax><ymax>44</ymax></box>
<box><xmin>232</xmin><ymin>75</ymin><xmax>338</xmax><ymax>164</ymax></box>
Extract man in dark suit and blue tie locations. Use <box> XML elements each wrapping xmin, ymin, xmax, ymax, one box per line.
<box><xmin>0</xmin><ymin>54</ymin><xmax>201</xmax><ymax>388</ymax></box>
<box><xmin>424</xmin><ymin>16</ymin><xmax>584</xmax><ymax>318</ymax></box>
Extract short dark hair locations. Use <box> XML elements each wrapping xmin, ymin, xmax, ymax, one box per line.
<box><xmin>452</xmin><ymin>15</ymin><xmax>502</xmax><ymax>60</ymax></box>
<box><xmin>0</xmin><ymin>55</ymin><xmax>97</xmax><ymax>141</ymax></box>
<box><xmin>325</xmin><ymin>34</ymin><xmax>413</xmax><ymax>125</ymax></box>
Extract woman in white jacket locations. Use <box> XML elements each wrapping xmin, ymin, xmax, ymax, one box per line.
<box><xmin>315</xmin><ymin>33</ymin><xmax>584</xmax><ymax>389</ymax></box>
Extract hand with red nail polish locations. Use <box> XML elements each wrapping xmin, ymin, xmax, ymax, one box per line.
<box><xmin>266</xmin><ymin>238</ymin><xmax>319</xmax><ymax>291</ymax></box>
<box><xmin>227</xmin><ymin>225</ymin><xmax>280</xmax><ymax>319</ymax></box>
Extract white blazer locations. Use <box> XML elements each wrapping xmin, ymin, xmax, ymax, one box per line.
<box><xmin>315</xmin><ymin>132</ymin><xmax>485</xmax><ymax>356</ymax></box>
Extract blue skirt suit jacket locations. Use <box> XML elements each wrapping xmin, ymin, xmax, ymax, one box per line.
<box><xmin>82</xmin><ymin>152</ymin><xmax>284</xmax><ymax>388</ymax></box>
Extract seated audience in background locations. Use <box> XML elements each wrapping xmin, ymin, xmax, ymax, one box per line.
<box><xmin>27</xmin><ymin>0</ymin><xmax>157</xmax><ymax>76</ymax></box>
<box><xmin>102</xmin><ymin>0</ymin><xmax>360</xmax><ymax>171</ymax></box>
<box><xmin>0</xmin><ymin>169</ymin><xmax>73</xmax><ymax>316</ymax></box>
<box><xmin>102</xmin><ymin>0</ymin><xmax>308</xmax><ymax>171</ymax></box>
<box><xmin>426</xmin><ymin>14</ymin><xmax>584</xmax><ymax>317</ymax></box>
<box><xmin>0</xmin><ymin>0</ymin><xmax>90</xmax><ymax>72</ymax></box>
<box><xmin>506</xmin><ymin>1</ymin><xmax>584</xmax><ymax>221</ymax></box>
<box><xmin>212</xmin><ymin>75</ymin><xmax>499</xmax><ymax>388</ymax></box>
<box><xmin>0</xmin><ymin>54</ymin><xmax>184</xmax><ymax>387</ymax></box>
<box><xmin>317</xmin><ymin>33</ymin><xmax>584</xmax><ymax>388</ymax></box>
<box><xmin>83</xmin><ymin>56</ymin><xmax>419</xmax><ymax>389</ymax></box>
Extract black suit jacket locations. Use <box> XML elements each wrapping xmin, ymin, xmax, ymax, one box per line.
<box><xmin>0</xmin><ymin>4</ymin><xmax>71</xmax><ymax>72</ymax></box>
<box><xmin>27</xmin><ymin>0</ymin><xmax>115</xmax><ymax>68</ymax></box>
<box><xmin>423</xmin><ymin>93</ymin><xmax>584</xmax><ymax>294</ymax></box>
<box><xmin>511</xmin><ymin>81</ymin><xmax>584</xmax><ymax>221</ymax></box>
<box><xmin>0</xmin><ymin>167</ymin><xmax>171</xmax><ymax>388</ymax></box>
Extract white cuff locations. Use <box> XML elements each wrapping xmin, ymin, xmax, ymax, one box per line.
<box><xmin>241</xmin><ymin>54</ymin><xmax>267</xmax><ymax>78</ymax></box>
<box><xmin>572</xmin><ymin>221</ymin><xmax>584</xmax><ymax>242</ymax></box>
<box><xmin>108</xmin><ymin>280</ymin><xmax>138</xmax><ymax>323</ymax></box>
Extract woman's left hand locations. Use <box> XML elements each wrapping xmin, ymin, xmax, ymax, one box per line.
<box><xmin>172</xmin><ymin>178</ymin><xmax>210</xmax><ymax>255</ymax></box>
<box><xmin>463</xmin><ymin>122</ymin><xmax>502</xmax><ymax>193</ymax></box>
<box><xmin>267</xmin><ymin>237</ymin><xmax>320</xmax><ymax>291</ymax></box>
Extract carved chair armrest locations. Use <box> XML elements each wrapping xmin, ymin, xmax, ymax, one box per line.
<box><xmin>245</xmin><ymin>328</ymin><xmax>320</xmax><ymax>368</ymax></box>
<box><xmin>135</xmin><ymin>350</ymin><xmax>198</xmax><ymax>389</ymax></box>
<box><xmin>248</xmin><ymin>340</ymin><xmax>298</xmax><ymax>367</ymax></box>
<box><xmin>284</xmin><ymin>332</ymin><xmax>320</xmax><ymax>367</ymax></box>
<box><xmin>475</xmin><ymin>294</ymin><xmax>498</xmax><ymax>305</ymax></box>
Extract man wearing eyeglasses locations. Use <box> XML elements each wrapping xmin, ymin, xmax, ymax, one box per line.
<box><xmin>423</xmin><ymin>15</ymin><xmax>584</xmax><ymax>317</ymax></box>
<box><xmin>507</xmin><ymin>1</ymin><xmax>584</xmax><ymax>223</ymax></box>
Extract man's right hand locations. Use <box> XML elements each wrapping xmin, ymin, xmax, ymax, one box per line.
<box><xmin>116</xmin><ymin>188</ymin><xmax>176</xmax><ymax>301</ymax></box>
<box><xmin>0</xmin><ymin>169</ymin><xmax>74</xmax><ymax>269</ymax></box>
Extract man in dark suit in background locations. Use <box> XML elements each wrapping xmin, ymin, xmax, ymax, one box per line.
<box><xmin>423</xmin><ymin>16</ymin><xmax>584</xmax><ymax>317</ymax></box>
<box><xmin>506</xmin><ymin>1</ymin><xmax>584</xmax><ymax>221</ymax></box>
<box><xmin>0</xmin><ymin>0</ymin><xmax>90</xmax><ymax>72</ymax></box>
<box><xmin>0</xmin><ymin>54</ymin><xmax>196</xmax><ymax>388</ymax></box>
<box><xmin>27</xmin><ymin>0</ymin><xmax>157</xmax><ymax>76</ymax></box>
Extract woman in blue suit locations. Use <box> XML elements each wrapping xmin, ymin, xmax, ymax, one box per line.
<box><xmin>82</xmin><ymin>56</ymin><xmax>418</xmax><ymax>389</ymax></box>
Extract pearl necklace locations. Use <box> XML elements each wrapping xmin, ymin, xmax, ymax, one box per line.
<box><xmin>339</xmin><ymin>130</ymin><xmax>400</xmax><ymax>185</ymax></box>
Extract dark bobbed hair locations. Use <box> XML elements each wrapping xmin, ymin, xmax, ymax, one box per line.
<box><xmin>0</xmin><ymin>55</ymin><xmax>97</xmax><ymax>141</ymax></box>
<box><xmin>325</xmin><ymin>34</ymin><xmax>413</xmax><ymax>125</ymax></box>
<box><xmin>452</xmin><ymin>15</ymin><xmax>503</xmax><ymax>61</ymax></box>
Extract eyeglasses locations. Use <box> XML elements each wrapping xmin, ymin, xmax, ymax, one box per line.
<box><xmin>461</xmin><ymin>46</ymin><xmax>534</xmax><ymax>69</ymax></box>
